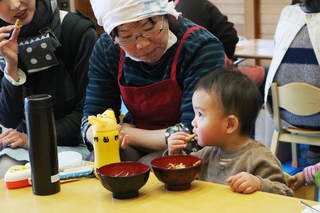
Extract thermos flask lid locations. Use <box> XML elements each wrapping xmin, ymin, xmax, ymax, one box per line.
<box><xmin>25</xmin><ymin>94</ymin><xmax>53</xmax><ymax>113</ymax></box>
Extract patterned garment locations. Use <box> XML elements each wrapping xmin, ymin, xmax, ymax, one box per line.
<box><xmin>18</xmin><ymin>30</ymin><xmax>60</xmax><ymax>73</ymax></box>
<box><xmin>273</xmin><ymin>25</ymin><xmax>320</xmax><ymax>128</ymax></box>
<box><xmin>165</xmin><ymin>123</ymin><xmax>201</xmax><ymax>154</ymax></box>
<box><xmin>303</xmin><ymin>163</ymin><xmax>320</xmax><ymax>184</ymax></box>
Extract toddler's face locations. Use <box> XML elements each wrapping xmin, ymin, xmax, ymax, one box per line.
<box><xmin>191</xmin><ymin>88</ymin><xmax>227</xmax><ymax>147</ymax></box>
<box><xmin>0</xmin><ymin>0</ymin><xmax>35</xmax><ymax>26</ymax></box>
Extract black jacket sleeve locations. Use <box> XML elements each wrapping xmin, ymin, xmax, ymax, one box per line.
<box><xmin>175</xmin><ymin>0</ymin><xmax>239</xmax><ymax>59</ymax></box>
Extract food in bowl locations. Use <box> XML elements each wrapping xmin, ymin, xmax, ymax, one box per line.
<box><xmin>168</xmin><ymin>163</ymin><xmax>186</xmax><ymax>169</ymax></box>
<box><xmin>167</xmin><ymin>159</ymin><xmax>201</xmax><ymax>169</ymax></box>
<box><xmin>97</xmin><ymin>162</ymin><xmax>150</xmax><ymax>199</ymax></box>
<box><xmin>151</xmin><ymin>155</ymin><xmax>202</xmax><ymax>191</ymax></box>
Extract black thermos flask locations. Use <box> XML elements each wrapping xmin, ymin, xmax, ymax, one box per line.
<box><xmin>24</xmin><ymin>94</ymin><xmax>60</xmax><ymax>195</ymax></box>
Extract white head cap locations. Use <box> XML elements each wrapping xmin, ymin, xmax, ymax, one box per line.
<box><xmin>90</xmin><ymin>0</ymin><xmax>180</xmax><ymax>34</ymax></box>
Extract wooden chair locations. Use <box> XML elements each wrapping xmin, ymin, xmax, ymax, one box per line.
<box><xmin>270</xmin><ymin>82</ymin><xmax>320</xmax><ymax>168</ymax></box>
<box><xmin>284</xmin><ymin>172</ymin><xmax>319</xmax><ymax>201</ymax></box>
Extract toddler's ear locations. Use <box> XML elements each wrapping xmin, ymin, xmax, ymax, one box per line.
<box><xmin>226</xmin><ymin>115</ymin><xmax>238</xmax><ymax>133</ymax></box>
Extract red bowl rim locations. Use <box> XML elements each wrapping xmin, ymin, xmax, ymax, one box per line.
<box><xmin>150</xmin><ymin>155</ymin><xmax>202</xmax><ymax>170</ymax></box>
<box><xmin>97</xmin><ymin>161</ymin><xmax>150</xmax><ymax>177</ymax></box>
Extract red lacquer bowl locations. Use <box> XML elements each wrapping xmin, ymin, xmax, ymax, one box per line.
<box><xmin>97</xmin><ymin>162</ymin><xmax>150</xmax><ymax>199</ymax></box>
<box><xmin>151</xmin><ymin>155</ymin><xmax>202</xmax><ymax>191</ymax></box>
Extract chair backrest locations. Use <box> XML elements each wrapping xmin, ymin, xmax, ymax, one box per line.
<box><xmin>284</xmin><ymin>172</ymin><xmax>319</xmax><ymax>201</ymax></box>
<box><xmin>271</xmin><ymin>82</ymin><xmax>320</xmax><ymax>132</ymax></box>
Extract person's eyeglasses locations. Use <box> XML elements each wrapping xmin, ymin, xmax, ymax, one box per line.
<box><xmin>114</xmin><ymin>16</ymin><xmax>164</xmax><ymax>46</ymax></box>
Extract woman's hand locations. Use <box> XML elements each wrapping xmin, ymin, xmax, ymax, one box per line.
<box><xmin>0</xmin><ymin>25</ymin><xmax>20</xmax><ymax>80</ymax></box>
<box><xmin>225</xmin><ymin>172</ymin><xmax>261</xmax><ymax>194</ymax></box>
<box><xmin>167</xmin><ymin>132</ymin><xmax>189</xmax><ymax>155</ymax></box>
<box><xmin>0</xmin><ymin>128</ymin><xmax>28</xmax><ymax>150</ymax></box>
<box><xmin>119</xmin><ymin>130</ymin><xmax>130</xmax><ymax>149</ymax></box>
<box><xmin>118</xmin><ymin>124</ymin><xmax>130</xmax><ymax>149</ymax></box>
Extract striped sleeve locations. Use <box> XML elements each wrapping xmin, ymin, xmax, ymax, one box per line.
<box><xmin>303</xmin><ymin>163</ymin><xmax>320</xmax><ymax>184</ymax></box>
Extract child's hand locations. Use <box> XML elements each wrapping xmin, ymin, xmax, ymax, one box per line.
<box><xmin>287</xmin><ymin>172</ymin><xmax>305</xmax><ymax>190</ymax></box>
<box><xmin>225</xmin><ymin>172</ymin><xmax>261</xmax><ymax>194</ymax></box>
<box><xmin>167</xmin><ymin>132</ymin><xmax>189</xmax><ymax>155</ymax></box>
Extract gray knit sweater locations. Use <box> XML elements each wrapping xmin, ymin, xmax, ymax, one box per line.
<box><xmin>273</xmin><ymin>25</ymin><xmax>320</xmax><ymax>128</ymax></box>
<box><xmin>192</xmin><ymin>140</ymin><xmax>293</xmax><ymax>196</ymax></box>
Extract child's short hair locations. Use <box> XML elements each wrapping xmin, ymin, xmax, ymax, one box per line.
<box><xmin>194</xmin><ymin>67</ymin><xmax>262</xmax><ymax>136</ymax></box>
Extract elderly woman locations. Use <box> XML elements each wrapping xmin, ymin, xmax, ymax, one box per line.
<box><xmin>82</xmin><ymin>0</ymin><xmax>225</xmax><ymax>162</ymax></box>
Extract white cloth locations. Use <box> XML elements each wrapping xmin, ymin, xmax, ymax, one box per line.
<box><xmin>264</xmin><ymin>4</ymin><xmax>320</xmax><ymax>104</ymax></box>
<box><xmin>4</xmin><ymin>68</ymin><xmax>26</xmax><ymax>86</ymax></box>
<box><xmin>0</xmin><ymin>144</ymin><xmax>90</xmax><ymax>162</ymax></box>
<box><xmin>90</xmin><ymin>0</ymin><xmax>181</xmax><ymax>34</ymax></box>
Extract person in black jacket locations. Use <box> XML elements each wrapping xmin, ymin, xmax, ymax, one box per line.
<box><xmin>170</xmin><ymin>0</ymin><xmax>266</xmax><ymax>89</ymax></box>
<box><xmin>0</xmin><ymin>0</ymin><xmax>98</xmax><ymax>178</ymax></box>
<box><xmin>171</xmin><ymin>0</ymin><xmax>239</xmax><ymax>59</ymax></box>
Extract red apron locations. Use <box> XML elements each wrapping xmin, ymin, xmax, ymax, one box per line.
<box><xmin>118</xmin><ymin>26</ymin><xmax>202</xmax><ymax>130</ymax></box>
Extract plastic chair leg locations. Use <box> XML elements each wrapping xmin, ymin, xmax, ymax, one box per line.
<box><xmin>291</xmin><ymin>143</ymin><xmax>300</xmax><ymax>168</ymax></box>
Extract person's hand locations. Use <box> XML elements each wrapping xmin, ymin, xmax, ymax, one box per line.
<box><xmin>118</xmin><ymin>124</ymin><xmax>130</xmax><ymax>149</ymax></box>
<box><xmin>225</xmin><ymin>172</ymin><xmax>261</xmax><ymax>194</ymax></box>
<box><xmin>287</xmin><ymin>172</ymin><xmax>305</xmax><ymax>190</ymax></box>
<box><xmin>167</xmin><ymin>132</ymin><xmax>189</xmax><ymax>155</ymax></box>
<box><xmin>0</xmin><ymin>128</ymin><xmax>28</xmax><ymax>150</ymax></box>
<box><xmin>119</xmin><ymin>131</ymin><xmax>129</xmax><ymax>149</ymax></box>
<box><xmin>0</xmin><ymin>25</ymin><xmax>20</xmax><ymax>80</ymax></box>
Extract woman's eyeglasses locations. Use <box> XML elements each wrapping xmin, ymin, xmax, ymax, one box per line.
<box><xmin>114</xmin><ymin>16</ymin><xmax>164</xmax><ymax>46</ymax></box>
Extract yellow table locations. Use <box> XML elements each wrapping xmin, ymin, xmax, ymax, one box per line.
<box><xmin>1</xmin><ymin>173</ymin><xmax>319</xmax><ymax>213</ymax></box>
<box><xmin>234</xmin><ymin>39</ymin><xmax>274</xmax><ymax>60</ymax></box>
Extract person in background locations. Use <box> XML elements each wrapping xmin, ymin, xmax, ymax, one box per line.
<box><xmin>264</xmin><ymin>0</ymin><xmax>320</xmax><ymax>165</ymax></box>
<box><xmin>81</xmin><ymin>0</ymin><xmax>225</xmax><ymax>162</ymax></box>
<box><xmin>287</xmin><ymin>163</ymin><xmax>320</xmax><ymax>190</ymax></box>
<box><xmin>167</xmin><ymin>68</ymin><xmax>293</xmax><ymax>196</ymax></box>
<box><xmin>171</xmin><ymin>0</ymin><xmax>265</xmax><ymax>89</ymax></box>
<box><xmin>0</xmin><ymin>0</ymin><xmax>98</xmax><ymax>178</ymax></box>
<box><xmin>170</xmin><ymin>0</ymin><xmax>238</xmax><ymax>59</ymax></box>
